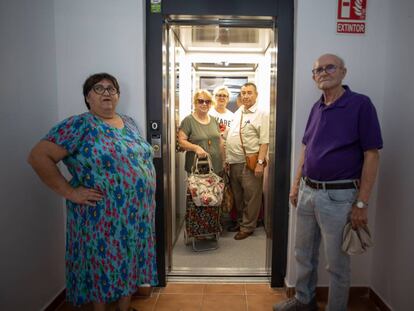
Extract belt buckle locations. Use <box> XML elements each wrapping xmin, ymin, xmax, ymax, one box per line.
<box><xmin>318</xmin><ymin>181</ymin><xmax>326</xmax><ymax>190</ymax></box>
<box><xmin>314</xmin><ymin>180</ymin><xmax>325</xmax><ymax>190</ymax></box>
<box><xmin>352</xmin><ymin>180</ymin><xmax>359</xmax><ymax>189</ymax></box>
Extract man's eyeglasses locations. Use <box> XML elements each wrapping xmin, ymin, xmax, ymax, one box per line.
<box><xmin>197</xmin><ymin>99</ymin><xmax>212</xmax><ymax>105</ymax></box>
<box><xmin>215</xmin><ymin>94</ymin><xmax>228</xmax><ymax>98</ymax></box>
<box><xmin>92</xmin><ymin>84</ymin><xmax>119</xmax><ymax>95</ymax></box>
<box><xmin>312</xmin><ymin>64</ymin><xmax>338</xmax><ymax>75</ymax></box>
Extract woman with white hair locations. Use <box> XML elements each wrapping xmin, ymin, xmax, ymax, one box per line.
<box><xmin>210</xmin><ymin>86</ymin><xmax>235</xmax><ymax>138</ymax></box>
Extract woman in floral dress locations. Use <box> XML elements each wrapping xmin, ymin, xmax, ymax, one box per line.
<box><xmin>28</xmin><ymin>73</ymin><xmax>157</xmax><ymax>311</ymax></box>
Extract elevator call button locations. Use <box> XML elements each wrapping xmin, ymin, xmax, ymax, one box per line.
<box><xmin>151</xmin><ymin>134</ymin><xmax>161</xmax><ymax>158</ymax></box>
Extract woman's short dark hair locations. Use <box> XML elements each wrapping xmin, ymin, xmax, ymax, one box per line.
<box><xmin>82</xmin><ymin>73</ymin><xmax>120</xmax><ymax>109</ymax></box>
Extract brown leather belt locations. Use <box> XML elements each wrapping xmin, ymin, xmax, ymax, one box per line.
<box><xmin>303</xmin><ymin>177</ymin><xmax>359</xmax><ymax>190</ymax></box>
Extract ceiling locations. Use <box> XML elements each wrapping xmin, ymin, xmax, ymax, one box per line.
<box><xmin>170</xmin><ymin>24</ymin><xmax>274</xmax><ymax>72</ymax></box>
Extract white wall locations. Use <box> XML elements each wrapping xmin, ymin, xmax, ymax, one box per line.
<box><xmin>2</xmin><ymin>1</ymin><xmax>413</xmax><ymax>309</ymax></box>
<box><xmin>288</xmin><ymin>0</ymin><xmax>389</xmax><ymax>287</ymax></box>
<box><xmin>0</xmin><ymin>0</ymin><xmax>146</xmax><ymax>309</ymax></box>
<box><xmin>0</xmin><ymin>0</ymin><xmax>65</xmax><ymax>310</ymax></box>
<box><xmin>54</xmin><ymin>0</ymin><xmax>147</xmax><ymax>134</ymax></box>
<box><xmin>371</xmin><ymin>1</ymin><xmax>414</xmax><ymax>310</ymax></box>
<box><xmin>291</xmin><ymin>1</ymin><xmax>414</xmax><ymax>309</ymax></box>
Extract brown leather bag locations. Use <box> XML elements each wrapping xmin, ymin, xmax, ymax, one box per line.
<box><xmin>245</xmin><ymin>154</ymin><xmax>267</xmax><ymax>172</ymax></box>
<box><xmin>239</xmin><ymin>112</ymin><xmax>267</xmax><ymax>172</ymax></box>
<box><xmin>221</xmin><ymin>173</ymin><xmax>234</xmax><ymax>213</ymax></box>
<box><xmin>245</xmin><ymin>154</ymin><xmax>258</xmax><ymax>172</ymax></box>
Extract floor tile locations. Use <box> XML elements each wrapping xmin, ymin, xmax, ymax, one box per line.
<box><xmin>348</xmin><ymin>296</ymin><xmax>379</xmax><ymax>311</ymax></box>
<box><xmin>131</xmin><ymin>294</ymin><xmax>159</xmax><ymax>311</ymax></box>
<box><xmin>245</xmin><ymin>283</ymin><xmax>285</xmax><ymax>295</ymax></box>
<box><xmin>56</xmin><ymin>283</ymin><xmax>381</xmax><ymax>311</ymax></box>
<box><xmin>153</xmin><ymin>294</ymin><xmax>203</xmax><ymax>311</ymax></box>
<box><xmin>246</xmin><ymin>294</ymin><xmax>285</xmax><ymax>311</ymax></box>
<box><xmin>203</xmin><ymin>283</ymin><xmax>245</xmax><ymax>295</ymax></box>
<box><xmin>201</xmin><ymin>294</ymin><xmax>247</xmax><ymax>311</ymax></box>
<box><xmin>160</xmin><ymin>283</ymin><xmax>205</xmax><ymax>294</ymax></box>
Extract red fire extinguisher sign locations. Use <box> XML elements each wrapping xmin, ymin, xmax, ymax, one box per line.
<box><xmin>337</xmin><ymin>0</ymin><xmax>367</xmax><ymax>34</ymax></box>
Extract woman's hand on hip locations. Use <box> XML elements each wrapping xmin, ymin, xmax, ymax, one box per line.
<box><xmin>68</xmin><ymin>186</ymin><xmax>103</xmax><ymax>206</ymax></box>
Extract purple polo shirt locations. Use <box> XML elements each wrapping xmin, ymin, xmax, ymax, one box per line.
<box><xmin>302</xmin><ymin>85</ymin><xmax>383</xmax><ymax>181</ymax></box>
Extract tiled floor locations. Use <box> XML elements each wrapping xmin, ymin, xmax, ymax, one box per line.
<box><xmin>57</xmin><ymin>283</ymin><xmax>380</xmax><ymax>311</ymax></box>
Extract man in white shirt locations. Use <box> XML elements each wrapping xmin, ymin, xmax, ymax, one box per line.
<box><xmin>226</xmin><ymin>82</ymin><xmax>269</xmax><ymax>240</ymax></box>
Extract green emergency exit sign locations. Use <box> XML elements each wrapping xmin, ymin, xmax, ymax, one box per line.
<box><xmin>151</xmin><ymin>0</ymin><xmax>161</xmax><ymax>13</ymax></box>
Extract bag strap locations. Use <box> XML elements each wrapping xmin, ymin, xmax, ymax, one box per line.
<box><xmin>239</xmin><ymin>111</ymin><xmax>247</xmax><ymax>157</ymax></box>
<box><xmin>192</xmin><ymin>154</ymin><xmax>214</xmax><ymax>174</ymax></box>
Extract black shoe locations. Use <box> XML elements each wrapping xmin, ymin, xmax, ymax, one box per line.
<box><xmin>227</xmin><ymin>224</ymin><xmax>240</xmax><ymax>232</ymax></box>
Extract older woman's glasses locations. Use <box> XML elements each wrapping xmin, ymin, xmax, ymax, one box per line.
<box><xmin>197</xmin><ymin>99</ymin><xmax>212</xmax><ymax>105</ymax></box>
<box><xmin>312</xmin><ymin>64</ymin><xmax>338</xmax><ymax>76</ymax></box>
<box><xmin>215</xmin><ymin>94</ymin><xmax>228</xmax><ymax>98</ymax></box>
<box><xmin>92</xmin><ymin>84</ymin><xmax>119</xmax><ymax>95</ymax></box>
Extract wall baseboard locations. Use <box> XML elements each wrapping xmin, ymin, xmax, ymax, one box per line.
<box><xmin>44</xmin><ymin>289</ymin><xmax>65</xmax><ymax>311</ymax></box>
<box><xmin>285</xmin><ymin>284</ymin><xmax>391</xmax><ymax>311</ymax></box>
<box><xmin>369</xmin><ymin>288</ymin><xmax>392</xmax><ymax>311</ymax></box>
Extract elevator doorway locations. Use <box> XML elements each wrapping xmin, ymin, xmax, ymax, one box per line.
<box><xmin>145</xmin><ymin>0</ymin><xmax>294</xmax><ymax>287</ymax></box>
<box><xmin>163</xmin><ymin>16</ymin><xmax>277</xmax><ymax>279</ymax></box>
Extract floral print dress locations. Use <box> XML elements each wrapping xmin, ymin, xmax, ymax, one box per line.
<box><xmin>44</xmin><ymin>112</ymin><xmax>158</xmax><ymax>305</ymax></box>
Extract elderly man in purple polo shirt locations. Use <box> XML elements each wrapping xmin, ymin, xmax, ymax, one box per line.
<box><xmin>274</xmin><ymin>54</ymin><xmax>383</xmax><ymax>311</ymax></box>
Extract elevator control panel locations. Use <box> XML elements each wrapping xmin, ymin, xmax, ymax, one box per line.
<box><xmin>151</xmin><ymin>134</ymin><xmax>161</xmax><ymax>158</ymax></box>
<box><xmin>149</xmin><ymin>120</ymin><xmax>161</xmax><ymax>158</ymax></box>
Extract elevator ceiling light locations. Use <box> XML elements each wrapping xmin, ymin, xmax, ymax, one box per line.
<box><xmin>187</xmin><ymin>46</ymin><xmax>264</xmax><ymax>52</ymax></box>
<box><xmin>197</xmin><ymin>67</ymin><xmax>255</xmax><ymax>71</ymax></box>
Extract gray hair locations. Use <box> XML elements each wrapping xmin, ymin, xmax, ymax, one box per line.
<box><xmin>317</xmin><ymin>53</ymin><xmax>346</xmax><ymax>67</ymax></box>
<box><xmin>213</xmin><ymin>85</ymin><xmax>230</xmax><ymax>97</ymax></box>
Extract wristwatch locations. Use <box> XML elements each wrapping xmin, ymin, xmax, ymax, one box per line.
<box><xmin>257</xmin><ymin>159</ymin><xmax>265</xmax><ymax>165</ymax></box>
<box><xmin>354</xmin><ymin>200</ymin><xmax>368</xmax><ymax>209</ymax></box>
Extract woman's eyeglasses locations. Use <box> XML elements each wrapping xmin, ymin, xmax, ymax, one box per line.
<box><xmin>215</xmin><ymin>94</ymin><xmax>228</xmax><ymax>98</ymax></box>
<box><xmin>197</xmin><ymin>99</ymin><xmax>212</xmax><ymax>105</ymax></box>
<box><xmin>311</xmin><ymin>64</ymin><xmax>338</xmax><ymax>76</ymax></box>
<box><xmin>92</xmin><ymin>84</ymin><xmax>119</xmax><ymax>95</ymax></box>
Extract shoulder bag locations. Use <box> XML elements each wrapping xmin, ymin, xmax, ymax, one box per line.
<box><xmin>239</xmin><ymin>111</ymin><xmax>267</xmax><ymax>172</ymax></box>
<box><xmin>220</xmin><ymin>172</ymin><xmax>234</xmax><ymax>213</ymax></box>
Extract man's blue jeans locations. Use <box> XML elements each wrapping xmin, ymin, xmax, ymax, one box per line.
<box><xmin>294</xmin><ymin>179</ymin><xmax>357</xmax><ymax>311</ymax></box>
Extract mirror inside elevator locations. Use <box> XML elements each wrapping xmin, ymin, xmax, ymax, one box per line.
<box><xmin>163</xmin><ymin>16</ymin><xmax>278</xmax><ymax>280</ymax></box>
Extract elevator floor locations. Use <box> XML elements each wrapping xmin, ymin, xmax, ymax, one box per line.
<box><xmin>170</xmin><ymin>218</ymin><xmax>267</xmax><ymax>276</ymax></box>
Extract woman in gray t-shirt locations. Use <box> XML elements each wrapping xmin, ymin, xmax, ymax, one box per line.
<box><xmin>178</xmin><ymin>89</ymin><xmax>224</xmax><ymax>173</ymax></box>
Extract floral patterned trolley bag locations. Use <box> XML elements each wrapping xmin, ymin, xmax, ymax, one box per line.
<box><xmin>185</xmin><ymin>155</ymin><xmax>224</xmax><ymax>251</ymax></box>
